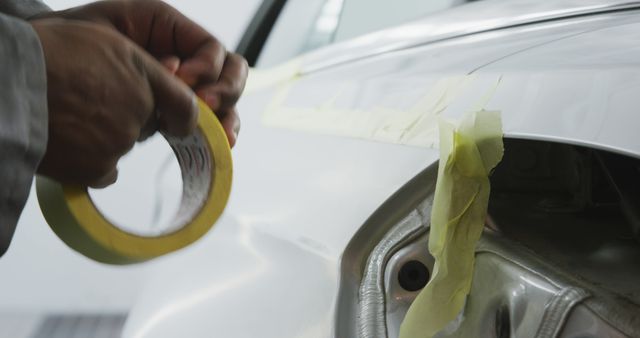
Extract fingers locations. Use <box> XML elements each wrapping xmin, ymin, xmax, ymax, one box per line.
<box><xmin>54</xmin><ymin>0</ymin><xmax>246</xmax><ymax>147</ymax></box>
<box><xmin>147</xmin><ymin>51</ymin><xmax>247</xmax><ymax>148</ymax></box>
<box><xmin>138</xmin><ymin>113</ymin><xmax>159</xmax><ymax>142</ymax></box>
<box><xmin>38</xmin><ymin>145</ymin><xmax>120</xmax><ymax>188</ymax></box>
<box><xmin>194</xmin><ymin>53</ymin><xmax>248</xmax><ymax>148</ymax></box>
<box><xmin>138</xmin><ymin>50</ymin><xmax>199</xmax><ymax>138</ymax></box>
<box><xmin>175</xmin><ymin>39</ymin><xmax>226</xmax><ymax>87</ymax></box>
<box><xmin>33</xmin><ymin>16</ymin><xmax>203</xmax><ymax>190</ymax></box>
<box><xmin>89</xmin><ymin>166</ymin><xmax>119</xmax><ymax>189</ymax></box>
<box><xmin>136</xmin><ymin>1</ymin><xmax>229</xmax><ymax>91</ymax></box>
<box><xmin>196</xmin><ymin>53</ymin><xmax>248</xmax><ymax>112</ymax></box>
<box><xmin>127</xmin><ymin>0</ymin><xmax>227</xmax><ymax>86</ymax></box>
<box><xmin>220</xmin><ymin>108</ymin><xmax>241</xmax><ymax>148</ymax></box>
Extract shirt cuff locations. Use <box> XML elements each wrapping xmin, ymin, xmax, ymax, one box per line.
<box><xmin>0</xmin><ymin>12</ymin><xmax>48</xmax><ymax>255</ymax></box>
<box><xmin>0</xmin><ymin>0</ymin><xmax>51</xmax><ymax>19</ymax></box>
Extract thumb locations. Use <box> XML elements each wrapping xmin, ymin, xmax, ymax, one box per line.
<box><xmin>140</xmin><ymin>52</ymin><xmax>199</xmax><ymax>137</ymax></box>
<box><xmin>89</xmin><ymin>167</ymin><xmax>119</xmax><ymax>189</ymax></box>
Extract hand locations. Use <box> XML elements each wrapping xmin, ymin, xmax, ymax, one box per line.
<box><xmin>39</xmin><ymin>0</ymin><xmax>248</xmax><ymax>147</ymax></box>
<box><xmin>32</xmin><ymin>18</ymin><xmax>198</xmax><ymax>187</ymax></box>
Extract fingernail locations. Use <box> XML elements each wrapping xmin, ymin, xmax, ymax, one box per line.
<box><xmin>233</xmin><ymin>123</ymin><xmax>240</xmax><ymax>138</ymax></box>
<box><xmin>230</xmin><ymin>132</ymin><xmax>237</xmax><ymax>148</ymax></box>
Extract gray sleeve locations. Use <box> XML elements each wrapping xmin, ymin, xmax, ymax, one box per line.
<box><xmin>0</xmin><ymin>0</ymin><xmax>51</xmax><ymax>19</ymax></box>
<box><xmin>0</xmin><ymin>12</ymin><xmax>48</xmax><ymax>256</ymax></box>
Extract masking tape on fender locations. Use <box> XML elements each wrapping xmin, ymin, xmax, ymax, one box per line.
<box><xmin>399</xmin><ymin>110</ymin><xmax>504</xmax><ymax>338</ymax></box>
<box><xmin>36</xmin><ymin>99</ymin><xmax>232</xmax><ymax>265</ymax></box>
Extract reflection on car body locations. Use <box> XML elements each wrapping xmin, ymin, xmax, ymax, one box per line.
<box><xmin>10</xmin><ymin>0</ymin><xmax>640</xmax><ymax>337</ymax></box>
<box><xmin>126</xmin><ymin>0</ymin><xmax>640</xmax><ymax>337</ymax></box>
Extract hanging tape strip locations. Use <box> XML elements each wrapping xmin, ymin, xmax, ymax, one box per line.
<box><xmin>36</xmin><ymin>99</ymin><xmax>232</xmax><ymax>264</ymax></box>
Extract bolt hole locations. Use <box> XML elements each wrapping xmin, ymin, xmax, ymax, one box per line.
<box><xmin>398</xmin><ymin>260</ymin><xmax>430</xmax><ymax>292</ymax></box>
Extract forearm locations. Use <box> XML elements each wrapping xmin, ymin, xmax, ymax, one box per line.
<box><xmin>0</xmin><ymin>0</ymin><xmax>50</xmax><ymax>19</ymax></box>
<box><xmin>0</xmin><ymin>12</ymin><xmax>48</xmax><ymax>256</ymax></box>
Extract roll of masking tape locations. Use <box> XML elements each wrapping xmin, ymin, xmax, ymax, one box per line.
<box><xmin>36</xmin><ymin>99</ymin><xmax>232</xmax><ymax>264</ymax></box>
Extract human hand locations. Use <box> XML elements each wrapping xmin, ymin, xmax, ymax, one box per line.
<box><xmin>32</xmin><ymin>18</ymin><xmax>198</xmax><ymax>187</ymax></box>
<box><xmin>38</xmin><ymin>0</ymin><xmax>248</xmax><ymax>147</ymax></box>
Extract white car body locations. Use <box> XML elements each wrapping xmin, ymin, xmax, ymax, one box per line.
<box><xmin>126</xmin><ymin>0</ymin><xmax>640</xmax><ymax>337</ymax></box>
<box><xmin>4</xmin><ymin>0</ymin><xmax>640</xmax><ymax>337</ymax></box>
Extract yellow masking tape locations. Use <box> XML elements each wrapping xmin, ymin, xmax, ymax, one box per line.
<box><xmin>244</xmin><ymin>57</ymin><xmax>303</xmax><ymax>94</ymax></box>
<box><xmin>36</xmin><ymin>99</ymin><xmax>232</xmax><ymax>264</ymax></box>
<box><xmin>259</xmin><ymin>74</ymin><xmax>506</xmax><ymax>149</ymax></box>
<box><xmin>399</xmin><ymin>110</ymin><xmax>503</xmax><ymax>338</ymax></box>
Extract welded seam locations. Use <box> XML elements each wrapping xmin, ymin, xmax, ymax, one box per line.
<box><xmin>357</xmin><ymin>198</ymin><xmax>432</xmax><ymax>338</ymax></box>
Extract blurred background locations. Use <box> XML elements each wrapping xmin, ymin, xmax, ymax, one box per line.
<box><xmin>47</xmin><ymin>0</ymin><xmax>260</xmax><ymax>47</ymax></box>
<box><xmin>0</xmin><ymin>1</ymin><xmax>260</xmax><ymax>337</ymax></box>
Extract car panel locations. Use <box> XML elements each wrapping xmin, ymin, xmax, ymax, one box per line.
<box><xmin>124</xmin><ymin>2</ymin><xmax>640</xmax><ymax>338</ymax></box>
<box><xmin>259</xmin><ymin>11</ymin><xmax>640</xmax><ymax>157</ymax></box>
<box><xmin>123</xmin><ymin>100</ymin><xmax>441</xmax><ymax>337</ymax></box>
<box><xmin>302</xmin><ymin>0</ymin><xmax>640</xmax><ymax>73</ymax></box>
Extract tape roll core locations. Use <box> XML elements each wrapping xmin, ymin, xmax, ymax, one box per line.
<box><xmin>36</xmin><ymin>100</ymin><xmax>232</xmax><ymax>264</ymax></box>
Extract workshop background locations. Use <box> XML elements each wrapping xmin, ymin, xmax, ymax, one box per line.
<box><xmin>0</xmin><ymin>0</ymin><xmax>260</xmax><ymax>336</ymax></box>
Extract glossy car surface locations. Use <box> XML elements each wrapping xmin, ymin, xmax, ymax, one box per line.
<box><xmin>7</xmin><ymin>0</ymin><xmax>640</xmax><ymax>337</ymax></box>
<box><xmin>122</xmin><ymin>0</ymin><xmax>640</xmax><ymax>337</ymax></box>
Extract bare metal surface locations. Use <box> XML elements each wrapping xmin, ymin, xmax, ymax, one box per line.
<box><xmin>559</xmin><ymin>306</ymin><xmax>629</xmax><ymax>338</ymax></box>
<box><xmin>534</xmin><ymin>287</ymin><xmax>590</xmax><ymax>338</ymax></box>
<box><xmin>339</xmin><ymin>141</ymin><xmax>640</xmax><ymax>338</ymax></box>
<box><xmin>357</xmin><ymin>209</ymin><xmax>427</xmax><ymax>338</ymax></box>
<box><xmin>384</xmin><ymin>233</ymin><xmax>434</xmax><ymax>338</ymax></box>
<box><xmin>335</xmin><ymin>165</ymin><xmax>439</xmax><ymax>338</ymax></box>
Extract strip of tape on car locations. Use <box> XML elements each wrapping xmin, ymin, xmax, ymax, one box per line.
<box><xmin>399</xmin><ymin>110</ymin><xmax>504</xmax><ymax>338</ymax></box>
<box><xmin>35</xmin><ymin>99</ymin><xmax>233</xmax><ymax>264</ymax></box>
<box><xmin>259</xmin><ymin>72</ymin><xmax>503</xmax><ymax>148</ymax></box>
<box><xmin>244</xmin><ymin>57</ymin><xmax>303</xmax><ymax>94</ymax></box>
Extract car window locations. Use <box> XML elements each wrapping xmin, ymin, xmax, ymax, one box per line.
<box><xmin>334</xmin><ymin>0</ymin><xmax>466</xmax><ymax>42</ymax></box>
<box><xmin>257</xmin><ymin>0</ymin><xmax>468</xmax><ymax>67</ymax></box>
<box><xmin>257</xmin><ymin>0</ymin><xmax>340</xmax><ymax>67</ymax></box>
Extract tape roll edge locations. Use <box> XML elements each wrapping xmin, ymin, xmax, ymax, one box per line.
<box><xmin>36</xmin><ymin>176</ymin><xmax>141</xmax><ymax>264</ymax></box>
<box><xmin>36</xmin><ymin>100</ymin><xmax>233</xmax><ymax>264</ymax></box>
